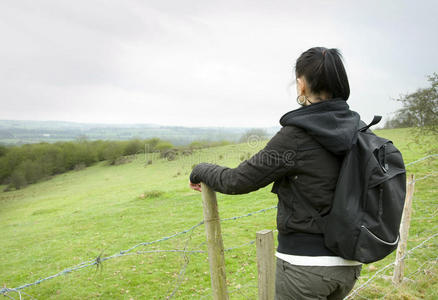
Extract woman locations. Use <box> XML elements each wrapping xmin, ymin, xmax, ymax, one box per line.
<box><xmin>189</xmin><ymin>46</ymin><xmax>362</xmax><ymax>299</ymax></box>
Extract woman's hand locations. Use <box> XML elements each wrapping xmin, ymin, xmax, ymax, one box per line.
<box><xmin>189</xmin><ymin>180</ymin><xmax>202</xmax><ymax>192</ymax></box>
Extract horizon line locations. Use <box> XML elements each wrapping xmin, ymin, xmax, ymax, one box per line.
<box><xmin>0</xmin><ymin>118</ymin><xmax>281</xmax><ymax>129</ymax></box>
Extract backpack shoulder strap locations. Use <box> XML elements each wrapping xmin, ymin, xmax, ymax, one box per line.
<box><xmin>359</xmin><ymin>115</ymin><xmax>382</xmax><ymax>132</ymax></box>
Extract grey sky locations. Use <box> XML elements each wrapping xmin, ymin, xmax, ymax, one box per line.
<box><xmin>1</xmin><ymin>0</ymin><xmax>437</xmax><ymax>128</ymax></box>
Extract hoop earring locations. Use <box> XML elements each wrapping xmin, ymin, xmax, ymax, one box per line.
<box><xmin>296</xmin><ymin>95</ymin><xmax>306</xmax><ymax>105</ymax></box>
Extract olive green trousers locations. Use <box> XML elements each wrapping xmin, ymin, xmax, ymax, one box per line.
<box><xmin>275</xmin><ymin>258</ymin><xmax>362</xmax><ymax>300</ymax></box>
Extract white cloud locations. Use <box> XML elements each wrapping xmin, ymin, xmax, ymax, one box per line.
<box><xmin>1</xmin><ymin>0</ymin><xmax>437</xmax><ymax>127</ymax></box>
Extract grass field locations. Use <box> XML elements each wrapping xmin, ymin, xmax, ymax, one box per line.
<box><xmin>0</xmin><ymin>128</ymin><xmax>437</xmax><ymax>299</ymax></box>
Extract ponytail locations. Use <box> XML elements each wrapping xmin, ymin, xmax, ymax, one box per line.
<box><xmin>295</xmin><ymin>47</ymin><xmax>350</xmax><ymax>100</ymax></box>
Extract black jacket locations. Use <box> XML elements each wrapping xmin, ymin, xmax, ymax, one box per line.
<box><xmin>190</xmin><ymin>98</ymin><xmax>362</xmax><ymax>256</ymax></box>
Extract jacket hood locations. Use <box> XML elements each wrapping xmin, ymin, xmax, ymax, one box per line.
<box><xmin>279</xmin><ymin>98</ymin><xmax>361</xmax><ymax>155</ymax></box>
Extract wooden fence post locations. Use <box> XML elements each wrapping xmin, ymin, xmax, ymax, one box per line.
<box><xmin>392</xmin><ymin>174</ymin><xmax>415</xmax><ymax>284</ymax></box>
<box><xmin>256</xmin><ymin>229</ymin><xmax>275</xmax><ymax>300</ymax></box>
<box><xmin>201</xmin><ymin>182</ymin><xmax>229</xmax><ymax>300</ymax></box>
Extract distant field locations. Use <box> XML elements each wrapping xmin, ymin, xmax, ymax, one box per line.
<box><xmin>0</xmin><ymin>127</ymin><xmax>436</xmax><ymax>299</ymax></box>
<box><xmin>0</xmin><ymin>119</ymin><xmax>280</xmax><ymax>146</ymax></box>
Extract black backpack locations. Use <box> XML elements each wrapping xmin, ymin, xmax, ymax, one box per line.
<box><xmin>300</xmin><ymin>116</ymin><xmax>407</xmax><ymax>263</ymax></box>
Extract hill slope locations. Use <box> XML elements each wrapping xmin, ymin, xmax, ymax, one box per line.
<box><xmin>0</xmin><ymin>128</ymin><xmax>437</xmax><ymax>299</ymax></box>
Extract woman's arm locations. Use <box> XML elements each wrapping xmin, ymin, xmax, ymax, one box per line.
<box><xmin>189</xmin><ymin>126</ymin><xmax>297</xmax><ymax>194</ymax></box>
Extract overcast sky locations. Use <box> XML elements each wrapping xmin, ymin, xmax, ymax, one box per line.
<box><xmin>1</xmin><ymin>0</ymin><xmax>437</xmax><ymax>128</ymax></box>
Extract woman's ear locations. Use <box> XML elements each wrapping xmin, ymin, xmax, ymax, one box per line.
<box><xmin>296</xmin><ymin>77</ymin><xmax>306</xmax><ymax>96</ymax></box>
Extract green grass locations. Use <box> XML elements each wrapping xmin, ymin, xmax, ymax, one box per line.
<box><xmin>0</xmin><ymin>128</ymin><xmax>437</xmax><ymax>299</ymax></box>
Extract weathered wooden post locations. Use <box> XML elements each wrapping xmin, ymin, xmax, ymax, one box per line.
<box><xmin>256</xmin><ymin>229</ymin><xmax>275</xmax><ymax>300</ymax></box>
<box><xmin>201</xmin><ymin>182</ymin><xmax>229</xmax><ymax>300</ymax></box>
<box><xmin>392</xmin><ymin>174</ymin><xmax>415</xmax><ymax>284</ymax></box>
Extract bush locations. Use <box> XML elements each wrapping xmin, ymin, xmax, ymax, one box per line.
<box><xmin>103</xmin><ymin>142</ymin><xmax>124</xmax><ymax>165</ymax></box>
<box><xmin>188</xmin><ymin>139</ymin><xmax>230</xmax><ymax>149</ymax></box>
<box><xmin>40</xmin><ymin>145</ymin><xmax>66</xmax><ymax>174</ymax></box>
<box><xmin>156</xmin><ymin>141</ymin><xmax>174</xmax><ymax>153</ymax></box>
<box><xmin>239</xmin><ymin>128</ymin><xmax>269</xmax><ymax>144</ymax></box>
<box><xmin>0</xmin><ymin>157</ymin><xmax>9</xmax><ymax>184</ymax></box>
<box><xmin>92</xmin><ymin>140</ymin><xmax>109</xmax><ymax>161</ymax></box>
<box><xmin>183</xmin><ymin>149</ymin><xmax>193</xmax><ymax>156</ymax></box>
<box><xmin>124</xmin><ymin>139</ymin><xmax>144</xmax><ymax>156</ymax></box>
<box><xmin>114</xmin><ymin>156</ymin><xmax>132</xmax><ymax>165</ymax></box>
<box><xmin>189</xmin><ymin>141</ymin><xmax>205</xmax><ymax>150</ymax></box>
<box><xmin>75</xmin><ymin>141</ymin><xmax>99</xmax><ymax>166</ymax></box>
<box><xmin>210</xmin><ymin>140</ymin><xmax>231</xmax><ymax>147</ymax></box>
<box><xmin>144</xmin><ymin>138</ymin><xmax>160</xmax><ymax>152</ymax></box>
<box><xmin>138</xmin><ymin>190</ymin><xmax>164</xmax><ymax>199</ymax></box>
<box><xmin>9</xmin><ymin>169</ymin><xmax>27</xmax><ymax>190</ymax></box>
<box><xmin>20</xmin><ymin>160</ymin><xmax>47</xmax><ymax>184</ymax></box>
<box><xmin>161</xmin><ymin>149</ymin><xmax>177</xmax><ymax>160</ymax></box>
<box><xmin>0</xmin><ymin>137</ymin><xmax>179</xmax><ymax>190</ymax></box>
<box><xmin>74</xmin><ymin>163</ymin><xmax>86</xmax><ymax>171</ymax></box>
<box><xmin>0</xmin><ymin>145</ymin><xmax>8</xmax><ymax>157</ymax></box>
<box><xmin>384</xmin><ymin>72</ymin><xmax>438</xmax><ymax>154</ymax></box>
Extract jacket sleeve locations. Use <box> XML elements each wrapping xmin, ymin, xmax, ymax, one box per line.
<box><xmin>189</xmin><ymin>126</ymin><xmax>296</xmax><ymax>194</ymax></box>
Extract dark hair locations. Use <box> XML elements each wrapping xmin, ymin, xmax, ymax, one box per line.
<box><xmin>295</xmin><ymin>47</ymin><xmax>350</xmax><ymax>100</ymax></box>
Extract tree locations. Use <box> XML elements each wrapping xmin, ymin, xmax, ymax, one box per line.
<box><xmin>145</xmin><ymin>138</ymin><xmax>160</xmax><ymax>153</ymax></box>
<box><xmin>239</xmin><ymin>128</ymin><xmax>269</xmax><ymax>144</ymax></box>
<box><xmin>103</xmin><ymin>142</ymin><xmax>124</xmax><ymax>165</ymax></box>
<box><xmin>0</xmin><ymin>145</ymin><xmax>7</xmax><ymax>157</ymax></box>
<box><xmin>396</xmin><ymin>73</ymin><xmax>437</xmax><ymax>130</ymax></box>
<box><xmin>155</xmin><ymin>141</ymin><xmax>174</xmax><ymax>153</ymax></box>
<box><xmin>386</xmin><ymin>73</ymin><xmax>437</xmax><ymax>153</ymax></box>
<box><xmin>9</xmin><ymin>168</ymin><xmax>27</xmax><ymax>189</ymax></box>
<box><xmin>124</xmin><ymin>139</ymin><xmax>144</xmax><ymax>155</ymax></box>
<box><xmin>189</xmin><ymin>140</ymin><xmax>210</xmax><ymax>150</ymax></box>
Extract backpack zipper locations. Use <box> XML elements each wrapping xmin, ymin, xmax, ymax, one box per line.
<box><xmin>378</xmin><ymin>184</ymin><xmax>384</xmax><ymax>217</ymax></box>
<box><xmin>361</xmin><ymin>225</ymin><xmax>399</xmax><ymax>245</ymax></box>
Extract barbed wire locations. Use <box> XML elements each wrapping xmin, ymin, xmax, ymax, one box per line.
<box><xmin>405</xmin><ymin>154</ymin><xmax>438</xmax><ymax>166</ymax></box>
<box><xmin>411</xmin><ymin>216</ymin><xmax>436</xmax><ymax>220</ymax></box>
<box><xmin>405</xmin><ymin>254</ymin><xmax>438</xmax><ymax>280</ymax></box>
<box><xmin>379</xmin><ymin>255</ymin><xmax>438</xmax><ymax>299</ymax></box>
<box><xmin>114</xmin><ymin>239</ymin><xmax>257</xmax><ymax>257</ymax></box>
<box><xmin>406</xmin><ymin>171</ymin><xmax>437</xmax><ymax>185</ymax></box>
<box><xmin>227</xmin><ymin>282</ymin><xmax>258</xmax><ymax>300</ymax></box>
<box><xmin>412</xmin><ymin>172</ymin><xmax>437</xmax><ymax>183</ymax></box>
<box><xmin>1</xmin><ymin>154</ymin><xmax>436</xmax><ymax>298</ymax></box>
<box><xmin>1</xmin><ymin>287</ymin><xmax>34</xmax><ymax>300</ymax></box>
<box><xmin>344</xmin><ymin>232</ymin><xmax>438</xmax><ymax>299</ymax></box>
<box><xmin>412</xmin><ymin>199</ymin><xmax>438</xmax><ymax>204</ymax></box>
<box><xmin>166</xmin><ymin>226</ymin><xmax>199</xmax><ymax>299</ymax></box>
<box><xmin>225</xmin><ymin>240</ymin><xmax>256</xmax><ymax>251</ymax></box>
<box><xmin>2</xmin><ymin>291</ymin><xmax>16</xmax><ymax>300</ymax></box>
<box><xmin>0</xmin><ymin>205</ymin><xmax>274</xmax><ymax>297</ymax></box>
<box><xmin>117</xmin><ymin>221</ymin><xmax>205</xmax><ymax>255</ymax></box>
<box><xmin>221</xmin><ymin>205</ymin><xmax>277</xmax><ymax>222</ymax></box>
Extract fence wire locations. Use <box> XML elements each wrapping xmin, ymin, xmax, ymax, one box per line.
<box><xmin>0</xmin><ymin>204</ymin><xmax>274</xmax><ymax>297</ymax></box>
<box><xmin>344</xmin><ymin>229</ymin><xmax>438</xmax><ymax>299</ymax></box>
<box><xmin>344</xmin><ymin>163</ymin><xmax>437</xmax><ymax>299</ymax></box>
<box><xmin>405</xmin><ymin>154</ymin><xmax>438</xmax><ymax>166</ymax></box>
<box><xmin>1</xmin><ymin>154</ymin><xmax>436</xmax><ymax>299</ymax></box>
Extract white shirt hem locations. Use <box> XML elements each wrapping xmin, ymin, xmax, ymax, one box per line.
<box><xmin>276</xmin><ymin>251</ymin><xmax>362</xmax><ymax>266</ymax></box>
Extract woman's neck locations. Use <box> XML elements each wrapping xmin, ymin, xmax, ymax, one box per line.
<box><xmin>305</xmin><ymin>92</ymin><xmax>332</xmax><ymax>105</ymax></box>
